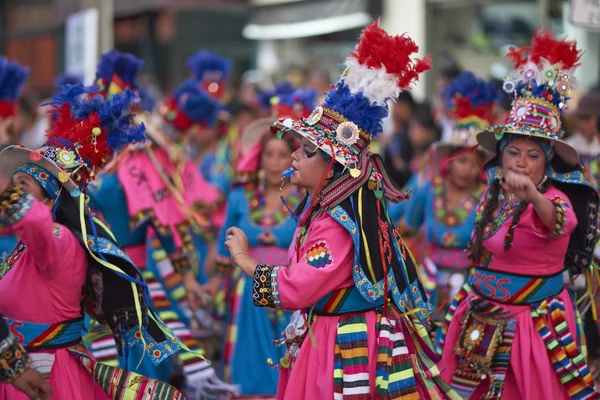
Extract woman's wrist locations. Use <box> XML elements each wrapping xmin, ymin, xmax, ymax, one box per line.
<box><xmin>232</xmin><ymin>252</ymin><xmax>259</xmax><ymax>276</ymax></box>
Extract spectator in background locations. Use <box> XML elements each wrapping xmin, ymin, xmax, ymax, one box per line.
<box><xmin>384</xmin><ymin>102</ymin><xmax>441</xmax><ymax>188</ymax></box>
<box><xmin>565</xmin><ymin>91</ymin><xmax>600</xmax><ymax>158</ymax></box>
<box><xmin>227</xmin><ymin>99</ymin><xmax>256</xmax><ymax>142</ymax></box>
<box><xmin>307</xmin><ymin>68</ymin><xmax>332</xmax><ymax>103</ymax></box>
<box><xmin>18</xmin><ymin>96</ymin><xmax>49</xmax><ymax>150</ymax></box>
<box><xmin>434</xmin><ymin>55</ymin><xmax>462</xmax><ymax>142</ymax></box>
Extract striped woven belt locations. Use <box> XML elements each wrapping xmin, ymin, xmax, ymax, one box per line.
<box><xmin>314</xmin><ymin>286</ymin><xmax>383</xmax><ymax>315</ymax></box>
<box><xmin>4</xmin><ymin>316</ymin><xmax>84</xmax><ymax>350</ymax></box>
<box><xmin>469</xmin><ymin>268</ymin><xmax>564</xmax><ymax>305</ymax></box>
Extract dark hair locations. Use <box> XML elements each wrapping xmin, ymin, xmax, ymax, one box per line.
<box><xmin>397</xmin><ymin>91</ymin><xmax>415</xmax><ymax>109</ymax></box>
<box><xmin>411</xmin><ymin>103</ymin><xmax>442</xmax><ymax>141</ymax></box>
<box><xmin>227</xmin><ymin>99</ymin><xmax>256</xmax><ymax>118</ymax></box>
<box><xmin>52</xmin><ymin>190</ymin><xmax>144</xmax><ymax>316</ymax></box>
<box><xmin>261</xmin><ymin>132</ymin><xmax>296</xmax><ymax>154</ymax></box>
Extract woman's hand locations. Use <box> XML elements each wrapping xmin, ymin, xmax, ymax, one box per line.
<box><xmin>224</xmin><ymin>227</ymin><xmax>249</xmax><ymax>258</ymax></box>
<box><xmin>12</xmin><ymin>367</ymin><xmax>52</xmax><ymax>400</ymax></box>
<box><xmin>502</xmin><ymin>170</ymin><xmax>541</xmax><ymax>203</ymax></box>
<box><xmin>183</xmin><ymin>271</ymin><xmax>210</xmax><ymax>311</ymax></box>
<box><xmin>224</xmin><ymin>227</ymin><xmax>258</xmax><ymax>277</ymax></box>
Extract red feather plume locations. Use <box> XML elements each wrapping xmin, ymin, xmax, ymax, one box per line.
<box><xmin>46</xmin><ymin>103</ymin><xmax>113</xmax><ymax>168</ymax></box>
<box><xmin>350</xmin><ymin>20</ymin><xmax>432</xmax><ymax>89</ymax></box>
<box><xmin>506</xmin><ymin>28</ymin><xmax>582</xmax><ymax>70</ymax></box>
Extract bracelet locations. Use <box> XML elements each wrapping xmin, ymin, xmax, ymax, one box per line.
<box><xmin>231</xmin><ymin>251</ymin><xmax>251</xmax><ymax>260</ymax></box>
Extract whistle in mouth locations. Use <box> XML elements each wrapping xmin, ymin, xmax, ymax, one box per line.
<box><xmin>282</xmin><ymin>168</ymin><xmax>294</xmax><ymax>179</ymax></box>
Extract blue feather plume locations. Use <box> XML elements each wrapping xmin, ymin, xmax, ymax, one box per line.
<box><xmin>174</xmin><ymin>79</ymin><xmax>222</xmax><ymax>127</ymax></box>
<box><xmin>54</xmin><ymin>72</ymin><xmax>83</xmax><ymax>89</ymax></box>
<box><xmin>324</xmin><ymin>82</ymin><xmax>388</xmax><ymax>138</ymax></box>
<box><xmin>139</xmin><ymin>87</ymin><xmax>156</xmax><ymax>112</ymax></box>
<box><xmin>443</xmin><ymin>71</ymin><xmax>502</xmax><ymax>109</ymax></box>
<box><xmin>96</xmin><ymin>50</ymin><xmax>143</xmax><ymax>89</ymax></box>
<box><xmin>257</xmin><ymin>81</ymin><xmax>296</xmax><ymax>110</ymax></box>
<box><xmin>187</xmin><ymin>50</ymin><xmax>232</xmax><ymax>82</ymax></box>
<box><xmin>0</xmin><ymin>57</ymin><xmax>29</xmax><ymax>101</ymax></box>
<box><xmin>57</xmin><ymin>84</ymin><xmax>145</xmax><ymax>152</ymax></box>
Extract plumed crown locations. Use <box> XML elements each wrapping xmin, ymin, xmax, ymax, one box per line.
<box><xmin>161</xmin><ymin>79</ymin><xmax>222</xmax><ymax>133</ymax></box>
<box><xmin>0</xmin><ymin>57</ymin><xmax>29</xmax><ymax>117</ymax></box>
<box><xmin>187</xmin><ymin>50</ymin><xmax>231</xmax><ymax>99</ymax></box>
<box><xmin>258</xmin><ymin>81</ymin><xmax>318</xmax><ymax>119</ymax></box>
<box><xmin>445</xmin><ymin>71</ymin><xmax>502</xmax><ymax>125</ymax></box>
<box><xmin>321</xmin><ymin>20</ymin><xmax>431</xmax><ymax>140</ymax></box>
<box><xmin>499</xmin><ymin>29</ymin><xmax>582</xmax><ymax>140</ymax></box>
<box><xmin>54</xmin><ymin>73</ymin><xmax>83</xmax><ymax>91</ymax></box>
<box><xmin>95</xmin><ymin>50</ymin><xmax>144</xmax><ymax>98</ymax></box>
<box><xmin>504</xmin><ymin>28</ymin><xmax>581</xmax><ymax>112</ymax></box>
<box><xmin>42</xmin><ymin>84</ymin><xmax>146</xmax><ymax>189</ymax></box>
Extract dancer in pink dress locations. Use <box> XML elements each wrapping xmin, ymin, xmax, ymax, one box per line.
<box><xmin>437</xmin><ymin>30</ymin><xmax>600</xmax><ymax>399</ymax></box>
<box><xmin>0</xmin><ymin>316</ymin><xmax>51</xmax><ymax>399</ymax></box>
<box><xmin>0</xmin><ymin>84</ymin><xmax>186</xmax><ymax>399</ymax></box>
<box><xmin>224</xmin><ymin>21</ymin><xmax>460</xmax><ymax>399</ymax></box>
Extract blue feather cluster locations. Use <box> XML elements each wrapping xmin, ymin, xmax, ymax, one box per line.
<box><xmin>52</xmin><ymin>84</ymin><xmax>145</xmax><ymax>152</ymax></box>
<box><xmin>174</xmin><ymin>80</ymin><xmax>221</xmax><ymax>127</ymax></box>
<box><xmin>54</xmin><ymin>72</ymin><xmax>83</xmax><ymax>89</ymax></box>
<box><xmin>258</xmin><ymin>82</ymin><xmax>319</xmax><ymax>113</ymax></box>
<box><xmin>96</xmin><ymin>50</ymin><xmax>143</xmax><ymax>89</ymax></box>
<box><xmin>187</xmin><ymin>50</ymin><xmax>232</xmax><ymax>82</ymax></box>
<box><xmin>139</xmin><ymin>87</ymin><xmax>156</xmax><ymax>112</ymax></box>
<box><xmin>324</xmin><ymin>82</ymin><xmax>388</xmax><ymax>138</ymax></box>
<box><xmin>443</xmin><ymin>71</ymin><xmax>502</xmax><ymax>109</ymax></box>
<box><xmin>513</xmin><ymin>80</ymin><xmax>564</xmax><ymax>109</ymax></box>
<box><xmin>0</xmin><ymin>57</ymin><xmax>29</xmax><ymax>101</ymax></box>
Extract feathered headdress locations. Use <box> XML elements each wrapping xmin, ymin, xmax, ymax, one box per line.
<box><xmin>162</xmin><ymin>79</ymin><xmax>222</xmax><ymax>133</ymax></box>
<box><xmin>0</xmin><ymin>84</ymin><xmax>145</xmax><ymax>199</ymax></box>
<box><xmin>0</xmin><ymin>57</ymin><xmax>29</xmax><ymax>118</ymax></box>
<box><xmin>95</xmin><ymin>50</ymin><xmax>144</xmax><ymax>99</ymax></box>
<box><xmin>440</xmin><ymin>71</ymin><xmax>502</xmax><ymax>149</ymax></box>
<box><xmin>139</xmin><ymin>87</ymin><xmax>156</xmax><ymax>112</ymax></box>
<box><xmin>54</xmin><ymin>72</ymin><xmax>83</xmax><ymax>91</ymax></box>
<box><xmin>275</xmin><ymin>20</ymin><xmax>430</xmax><ymax>190</ymax></box>
<box><xmin>187</xmin><ymin>50</ymin><xmax>231</xmax><ymax>100</ymax></box>
<box><xmin>238</xmin><ymin>82</ymin><xmax>318</xmax><ymax>171</ymax></box>
<box><xmin>258</xmin><ymin>81</ymin><xmax>318</xmax><ymax>120</ymax></box>
<box><xmin>477</xmin><ymin>28</ymin><xmax>582</xmax><ymax>165</ymax></box>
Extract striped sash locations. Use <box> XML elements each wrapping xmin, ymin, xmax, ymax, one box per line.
<box><xmin>5</xmin><ymin>317</ymin><xmax>84</xmax><ymax>350</ymax></box>
<box><xmin>315</xmin><ymin>286</ymin><xmax>383</xmax><ymax>316</ymax></box>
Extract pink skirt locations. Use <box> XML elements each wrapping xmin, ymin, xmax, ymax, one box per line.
<box><xmin>0</xmin><ymin>348</ymin><xmax>108</xmax><ymax>400</ymax></box>
<box><xmin>439</xmin><ymin>288</ymin><xmax>580</xmax><ymax>399</ymax></box>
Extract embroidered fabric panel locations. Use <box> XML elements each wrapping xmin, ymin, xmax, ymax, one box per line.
<box><xmin>0</xmin><ymin>185</ymin><xmax>33</xmax><ymax>225</ymax></box>
<box><xmin>305</xmin><ymin>240</ymin><xmax>334</xmax><ymax>269</ymax></box>
<box><xmin>0</xmin><ymin>334</ymin><xmax>31</xmax><ymax>383</ymax></box>
<box><xmin>550</xmin><ymin>197</ymin><xmax>569</xmax><ymax>239</ymax></box>
<box><xmin>214</xmin><ymin>255</ymin><xmax>234</xmax><ymax>277</ymax></box>
<box><xmin>252</xmin><ymin>264</ymin><xmax>275</xmax><ymax>308</ymax></box>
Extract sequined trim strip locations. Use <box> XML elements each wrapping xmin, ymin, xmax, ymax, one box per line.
<box><xmin>0</xmin><ymin>334</ymin><xmax>31</xmax><ymax>383</ymax></box>
<box><xmin>252</xmin><ymin>264</ymin><xmax>275</xmax><ymax>308</ymax></box>
<box><xmin>0</xmin><ymin>186</ymin><xmax>33</xmax><ymax>225</ymax></box>
<box><xmin>170</xmin><ymin>253</ymin><xmax>191</xmax><ymax>274</ymax></box>
<box><xmin>550</xmin><ymin>197</ymin><xmax>568</xmax><ymax>239</ymax></box>
<box><xmin>271</xmin><ymin>266</ymin><xmax>282</xmax><ymax>308</ymax></box>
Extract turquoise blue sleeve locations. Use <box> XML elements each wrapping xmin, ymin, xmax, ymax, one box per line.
<box><xmin>402</xmin><ymin>179</ymin><xmax>431</xmax><ymax>230</ymax></box>
<box><xmin>216</xmin><ymin>187</ymin><xmax>243</xmax><ymax>258</ymax></box>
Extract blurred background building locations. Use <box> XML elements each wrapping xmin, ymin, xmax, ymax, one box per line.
<box><xmin>1</xmin><ymin>0</ymin><xmax>599</xmax><ymax>101</ymax></box>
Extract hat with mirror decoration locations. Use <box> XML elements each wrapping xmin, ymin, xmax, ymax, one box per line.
<box><xmin>0</xmin><ymin>84</ymin><xmax>146</xmax><ymax>210</ymax></box>
<box><xmin>236</xmin><ymin>82</ymin><xmax>318</xmax><ymax>178</ymax></box>
<box><xmin>187</xmin><ymin>50</ymin><xmax>232</xmax><ymax>101</ymax></box>
<box><xmin>161</xmin><ymin>80</ymin><xmax>222</xmax><ymax>134</ymax></box>
<box><xmin>273</xmin><ymin>20</ymin><xmax>431</xmax><ymax>207</ymax></box>
<box><xmin>437</xmin><ymin>71</ymin><xmax>502</xmax><ymax>156</ymax></box>
<box><xmin>477</xmin><ymin>29</ymin><xmax>582</xmax><ymax>166</ymax></box>
<box><xmin>0</xmin><ymin>57</ymin><xmax>29</xmax><ymax>118</ymax></box>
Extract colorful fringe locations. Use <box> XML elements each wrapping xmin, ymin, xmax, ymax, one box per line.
<box><xmin>87</xmin><ymin>263</ymin><xmax>209</xmax><ymax>386</ymax></box>
<box><xmin>436</xmin><ymin>283</ymin><xmax>470</xmax><ymax>354</ymax></box>
<box><xmin>332</xmin><ymin>311</ymin><xmax>460</xmax><ymax>400</ymax></box>
<box><xmin>531</xmin><ymin>298</ymin><xmax>598</xmax><ymax>400</ymax></box>
<box><xmin>68</xmin><ymin>344</ymin><xmax>185</xmax><ymax>399</ymax></box>
<box><xmin>223</xmin><ymin>268</ymin><xmax>244</xmax><ymax>382</ymax></box>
